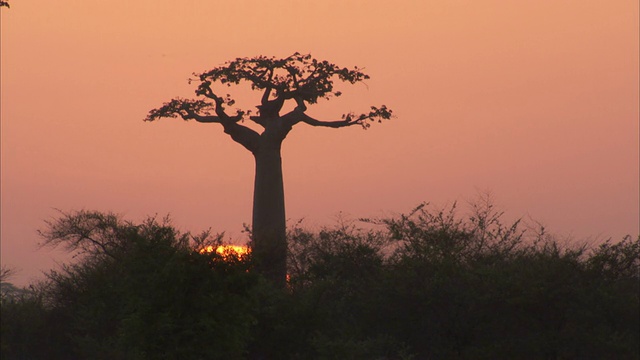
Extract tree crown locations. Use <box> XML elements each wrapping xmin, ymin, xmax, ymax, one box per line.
<box><xmin>145</xmin><ymin>53</ymin><xmax>392</xmax><ymax>129</ymax></box>
<box><xmin>195</xmin><ymin>53</ymin><xmax>369</xmax><ymax>104</ymax></box>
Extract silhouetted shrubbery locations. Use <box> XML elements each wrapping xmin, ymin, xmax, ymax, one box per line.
<box><xmin>2</xmin><ymin>211</ymin><xmax>260</xmax><ymax>360</ymax></box>
<box><xmin>2</xmin><ymin>204</ymin><xmax>638</xmax><ymax>359</ymax></box>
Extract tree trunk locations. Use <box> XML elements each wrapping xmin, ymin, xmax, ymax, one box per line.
<box><xmin>252</xmin><ymin>146</ymin><xmax>287</xmax><ymax>287</ymax></box>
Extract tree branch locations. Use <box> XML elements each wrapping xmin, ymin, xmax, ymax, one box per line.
<box><xmin>195</xmin><ymin>82</ymin><xmax>243</xmax><ymax>120</ymax></box>
<box><xmin>261</xmin><ymin>86</ymin><xmax>272</xmax><ymax>105</ymax></box>
<box><xmin>187</xmin><ymin>109</ymin><xmax>259</xmax><ymax>152</ymax></box>
<box><xmin>183</xmin><ymin>111</ymin><xmax>223</xmax><ymax>123</ymax></box>
<box><xmin>182</xmin><ymin>107</ymin><xmax>258</xmax><ymax>151</ymax></box>
<box><xmin>282</xmin><ymin>103</ymin><xmax>393</xmax><ymax>130</ymax></box>
<box><xmin>295</xmin><ymin>113</ymin><xmax>360</xmax><ymax>128</ymax></box>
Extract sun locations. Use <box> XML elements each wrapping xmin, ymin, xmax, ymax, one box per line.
<box><xmin>200</xmin><ymin>245</ymin><xmax>250</xmax><ymax>259</ymax></box>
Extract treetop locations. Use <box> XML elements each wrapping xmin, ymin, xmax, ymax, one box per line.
<box><xmin>194</xmin><ymin>53</ymin><xmax>370</xmax><ymax>104</ymax></box>
<box><xmin>145</xmin><ymin>53</ymin><xmax>393</xmax><ymax>130</ymax></box>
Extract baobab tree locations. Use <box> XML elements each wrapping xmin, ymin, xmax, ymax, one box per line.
<box><xmin>145</xmin><ymin>53</ymin><xmax>392</xmax><ymax>286</ymax></box>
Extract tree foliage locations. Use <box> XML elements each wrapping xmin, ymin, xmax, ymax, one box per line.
<box><xmin>4</xmin><ymin>211</ymin><xmax>260</xmax><ymax>360</ymax></box>
<box><xmin>2</xmin><ymin>205</ymin><xmax>638</xmax><ymax>359</ymax></box>
<box><xmin>272</xmin><ymin>203</ymin><xmax>640</xmax><ymax>359</ymax></box>
<box><xmin>144</xmin><ymin>53</ymin><xmax>393</xmax><ymax>129</ymax></box>
<box><xmin>197</xmin><ymin>53</ymin><xmax>369</xmax><ymax>102</ymax></box>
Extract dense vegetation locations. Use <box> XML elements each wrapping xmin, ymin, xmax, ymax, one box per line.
<box><xmin>2</xmin><ymin>203</ymin><xmax>638</xmax><ymax>359</ymax></box>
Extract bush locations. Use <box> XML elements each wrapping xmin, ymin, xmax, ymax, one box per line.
<box><xmin>2</xmin><ymin>205</ymin><xmax>638</xmax><ymax>359</ymax></box>
<box><xmin>281</xmin><ymin>203</ymin><xmax>639</xmax><ymax>359</ymax></box>
<box><xmin>3</xmin><ymin>211</ymin><xmax>259</xmax><ymax>360</ymax></box>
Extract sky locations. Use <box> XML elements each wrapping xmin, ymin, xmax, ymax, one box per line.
<box><xmin>1</xmin><ymin>0</ymin><xmax>638</xmax><ymax>286</ymax></box>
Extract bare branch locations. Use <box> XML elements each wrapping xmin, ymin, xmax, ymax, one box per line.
<box><xmin>185</xmin><ymin>112</ymin><xmax>223</xmax><ymax>123</ymax></box>
<box><xmin>0</xmin><ymin>266</ymin><xmax>16</xmax><ymax>283</ymax></box>
<box><xmin>261</xmin><ymin>86</ymin><xmax>272</xmax><ymax>105</ymax></box>
<box><xmin>295</xmin><ymin>113</ymin><xmax>360</xmax><ymax>128</ymax></box>
<box><xmin>283</xmin><ymin>103</ymin><xmax>393</xmax><ymax>130</ymax></box>
<box><xmin>38</xmin><ymin>210</ymin><xmax>128</xmax><ymax>259</ymax></box>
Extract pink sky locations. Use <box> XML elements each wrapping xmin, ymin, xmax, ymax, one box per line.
<box><xmin>2</xmin><ymin>1</ymin><xmax>638</xmax><ymax>286</ymax></box>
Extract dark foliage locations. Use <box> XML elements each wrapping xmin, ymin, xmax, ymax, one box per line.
<box><xmin>262</xmin><ymin>203</ymin><xmax>639</xmax><ymax>359</ymax></box>
<box><xmin>144</xmin><ymin>53</ymin><xmax>393</xmax><ymax>128</ymax></box>
<box><xmin>2</xmin><ymin>205</ymin><xmax>638</xmax><ymax>359</ymax></box>
<box><xmin>2</xmin><ymin>211</ymin><xmax>260</xmax><ymax>360</ymax></box>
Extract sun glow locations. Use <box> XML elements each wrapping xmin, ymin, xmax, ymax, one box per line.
<box><xmin>200</xmin><ymin>245</ymin><xmax>250</xmax><ymax>259</ymax></box>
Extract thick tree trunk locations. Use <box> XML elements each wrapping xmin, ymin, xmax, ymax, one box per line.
<box><xmin>252</xmin><ymin>146</ymin><xmax>287</xmax><ymax>287</ymax></box>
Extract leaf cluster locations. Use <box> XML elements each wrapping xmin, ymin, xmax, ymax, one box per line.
<box><xmin>343</xmin><ymin>105</ymin><xmax>394</xmax><ymax>129</ymax></box>
<box><xmin>196</xmin><ymin>53</ymin><xmax>370</xmax><ymax>104</ymax></box>
<box><xmin>143</xmin><ymin>98</ymin><xmax>215</xmax><ymax>122</ymax></box>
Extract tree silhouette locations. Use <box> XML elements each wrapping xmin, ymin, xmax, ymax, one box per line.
<box><xmin>145</xmin><ymin>53</ymin><xmax>392</xmax><ymax>286</ymax></box>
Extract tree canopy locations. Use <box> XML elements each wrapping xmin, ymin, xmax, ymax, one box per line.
<box><xmin>144</xmin><ymin>53</ymin><xmax>392</xmax><ymax>130</ymax></box>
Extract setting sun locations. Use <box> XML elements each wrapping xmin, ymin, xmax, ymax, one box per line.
<box><xmin>200</xmin><ymin>245</ymin><xmax>250</xmax><ymax>259</ymax></box>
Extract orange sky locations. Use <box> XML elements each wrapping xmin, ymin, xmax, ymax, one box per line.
<box><xmin>2</xmin><ymin>1</ymin><xmax>638</xmax><ymax>286</ymax></box>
